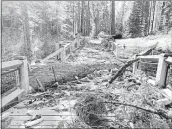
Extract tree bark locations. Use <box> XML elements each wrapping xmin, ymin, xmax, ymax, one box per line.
<box><xmin>121</xmin><ymin>2</ymin><xmax>125</xmax><ymax>33</ymax></box>
<box><xmin>86</xmin><ymin>1</ymin><xmax>90</xmax><ymax>36</ymax></box>
<box><xmin>90</xmin><ymin>2</ymin><xmax>96</xmax><ymax>38</ymax></box>
<box><xmin>73</xmin><ymin>1</ymin><xmax>75</xmax><ymax>34</ymax></box>
<box><xmin>152</xmin><ymin>1</ymin><xmax>157</xmax><ymax>32</ymax></box>
<box><xmin>77</xmin><ymin>1</ymin><xmax>81</xmax><ymax>33</ymax></box>
<box><xmin>81</xmin><ymin>1</ymin><xmax>85</xmax><ymax>36</ymax></box>
<box><xmin>21</xmin><ymin>2</ymin><xmax>32</xmax><ymax>62</ymax></box>
<box><xmin>149</xmin><ymin>1</ymin><xmax>153</xmax><ymax>34</ymax></box>
<box><xmin>151</xmin><ymin>1</ymin><xmax>156</xmax><ymax>33</ymax></box>
<box><xmin>111</xmin><ymin>0</ymin><xmax>115</xmax><ymax>35</ymax></box>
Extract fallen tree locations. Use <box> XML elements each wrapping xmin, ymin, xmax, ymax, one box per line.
<box><xmin>109</xmin><ymin>43</ymin><xmax>159</xmax><ymax>84</ymax></box>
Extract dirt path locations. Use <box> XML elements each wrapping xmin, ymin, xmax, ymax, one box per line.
<box><xmin>29</xmin><ymin>42</ymin><xmax>122</xmax><ymax>89</ymax></box>
<box><xmin>6</xmin><ymin>40</ymin><xmax>124</xmax><ymax>128</ymax></box>
<box><xmin>9</xmin><ymin>42</ymin><xmax>119</xmax><ymax>128</ymax></box>
<box><xmin>5</xmin><ymin>38</ymin><xmax>172</xmax><ymax>128</ymax></box>
<box><xmin>7</xmin><ymin>60</ymin><xmax>115</xmax><ymax>128</ymax></box>
<box><xmin>68</xmin><ymin>45</ymin><xmax>117</xmax><ymax>65</ymax></box>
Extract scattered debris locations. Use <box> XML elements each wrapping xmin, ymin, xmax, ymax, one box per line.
<box><xmin>24</xmin><ymin>115</ymin><xmax>44</xmax><ymax>128</ymax></box>
<box><xmin>3</xmin><ymin>39</ymin><xmax>172</xmax><ymax>129</ymax></box>
<box><xmin>52</xmin><ymin>66</ymin><xmax>57</xmax><ymax>82</ymax></box>
<box><xmin>156</xmin><ymin>98</ymin><xmax>172</xmax><ymax>107</ymax></box>
<box><xmin>2</xmin><ymin>112</ymin><xmax>10</xmax><ymax>121</ymax></box>
<box><xmin>36</xmin><ymin>77</ymin><xmax>45</xmax><ymax>92</ymax></box>
<box><xmin>74</xmin><ymin>94</ymin><xmax>109</xmax><ymax>128</ymax></box>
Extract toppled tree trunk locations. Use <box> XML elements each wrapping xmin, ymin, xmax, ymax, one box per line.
<box><xmin>109</xmin><ymin>58</ymin><xmax>139</xmax><ymax>84</ymax></box>
<box><xmin>109</xmin><ymin>43</ymin><xmax>158</xmax><ymax>84</ymax></box>
<box><xmin>136</xmin><ymin>42</ymin><xmax>158</xmax><ymax>56</ymax></box>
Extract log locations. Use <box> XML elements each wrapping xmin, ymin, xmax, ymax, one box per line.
<box><xmin>109</xmin><ymin>58</ymin><xmax>139</xmax><ymax>84</ymax></box>
<box><xmin>109</xmin><ymin>43</ymin><xmax>158</xmax><ymax>84</ymax></box>
<box><xmin>136</xmin><ymin>42</ymin><xmax>158</xmax><ymax>56</ymax></box>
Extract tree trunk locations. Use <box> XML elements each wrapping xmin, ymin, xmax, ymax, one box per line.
<box><xmin>151</xmin><ymin>1</ymin><xmax>156</xmax><ymax>33</ymax></box>
<box><xmin>149</xmin><ymin>1</ymin><xmax>153</xmax><ymax>33</ymax></box>
<box><xmin>160</xmin><ymin>2</ymin><xmax>166</xmax><ymax>31</ymax></box>
<box><xmin>141</xmin><ymin>0</ymin><xmax>145</xmax><ymax>36</ymax></box>
<box><xmin>111</xmin><ymin>0</ymin><xmax>115</xmax><ymax>35</ymax></box>
<box><xmin>152</xmin><ymin>1</ymin><xmax>157</xmax><ymax>32</ymax></box>
<box><xmin>90</xmin><ymin>2</ymin><xmax>96</xmax><ymax>38</ymax></box>
<box><xmin>73</xmin><ymin>1</ymin><xmax>75</xmax><ymax>34</ymax></box>
<box><xmin>121</xmin><ymin>2</ymin><xmax>125</xmax><ymax>33</ymax></box>
<box><xmin>86</xmin><ymin>1</ymin><xmax>90</xmax><ymax>36</ymax></box>
<box><xmin>147</xmin><ymin>1</ymin><xmax>151</xmax><ymax>34</ymax></box>
<box><xmin>95</xmin><ymin>10</ymin><xmax>99</xmax><ymax>36</ymax></box>
<box><xmin>81</xmin><ymin>1</ymin><xmax>85</xmax><ymax>36</ymax></box>
<box><xmin>77</xmin><ymin>1</ymin><xmax>81</xmax><ymax>33</ymax></box>
<box><xmin>21</xmin><ymin>2</ymin><xmax>32</xmax><ymax>62</ymax></box>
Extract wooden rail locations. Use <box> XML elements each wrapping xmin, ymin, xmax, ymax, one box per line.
<box><xmin>1</xmin><ymin>56</ymin><xmax>29</xmax><ymax>109</ymax></box>
<box><xmin>133</xmin><ymin>54</ymin><xmax>171</xmax><ymax>87</ymax></box>
<box><xmin>42</xmin><ymin>38</ymin><xmax>81</xmax><ymax>62</ymax></box>
<box><xmin>2</xmin><ymin>60</ymin><xmax>23</xmax><ymax>71</ymax></box>
<box><xmin>112</xmin><ymin>43</ymin><xmax>124</xmax><ymax>58</ymax></box>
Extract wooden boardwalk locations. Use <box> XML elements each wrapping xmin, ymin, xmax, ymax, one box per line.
<box><xmin>6</xmin><ymin>108</ymin><xmax>76</xmax><ymax>128</ymax></box>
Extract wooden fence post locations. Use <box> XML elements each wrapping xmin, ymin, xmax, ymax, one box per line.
<box><xmin>61</xmin><ymin>47</ymin><xmax>66</xmax><ymax>62</ymax></box>
<box><xmin>156</xmin><ymin>54</ymin><xmax>168</xmax><ymax>87</ymax></box>
<box><xmin>133</xmin><ymin>54</ymin><xmax>138</xmax><ymax>74</ymax></box>
<box><xmin>55</xmin><ymin>43</ymin><xmax>59</xmax><ymax>51</ymax></box>
<box><xmin>112</xmin><ymin>42</ymin><xmax>115</xmax><ymax>51</ymax></box>
<box><xmin>19</xmin><ymin>57</ymin><xmax>29</xmax><ymax>93</ymax></box>
<box><xmin>116</xmin><ymin>44</ymin><xmax>120</xmax><ymax>58</ymax></box>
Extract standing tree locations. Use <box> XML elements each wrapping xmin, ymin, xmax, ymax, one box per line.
<box><xmin>72</xmin><ymin>1</ymin><xmax>75</xmax><ymax>34</ymax></box>
<box><xmin>77</xmin><ymin>1</ymin><xmax>81</xmax><ymax>33</ymax></box>
<box><xmin>81</xmin><ymin>1</ymin><xmax>85</xmax><ymax>36</ymax></box>
<box><xmin>129</xmin><ymin>1</ymin><xmax>143</xmax><ymax>37</ymax></box>
<box><xmin>90</xmin><ymin>2</ymin><xmax>96</xmax><ymax>38</ymax></box>
<box><xmin>121</xmin><ymin>1</ymin><xmax>126</xmax><ymax>33</ymax></box>
<box><xmin>86</xmin><ymin>1</ymin><xmax>90</xmax><ymax>36</ymax></box>
<box><xmin>111</xmin><ymin>0</ymin><xmax>115</xmax><ymax>35</ymax></box>
<box><xmin>21</xmin><ymin>2</ymin><xmax>32</xmax><ymax>62</ymax></box>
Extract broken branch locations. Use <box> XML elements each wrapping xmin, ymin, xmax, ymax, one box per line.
<box><xmin>109</xmin><ymin>58</ymin><xmax>139</xmax><ymax>83</ymax></box>
<box><xmin>36</xmin><ymin>77</ymin><xmax>45</xmax><ymax>92</ymax></box>
<box><xmin>109</xmin><ymin>43</ymin><xmax>159</xmax><ymax>84</ymax></box>
<box><xmin>136</xmin><ymin>42</ymin><xmax>158</xmax><ymax>56</ymax></box>
<box><xmin>103</xmin><ymin>101</ymin><xmax>172</xmax><ymax>120</ymax></box>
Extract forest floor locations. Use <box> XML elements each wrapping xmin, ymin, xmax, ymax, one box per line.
<box><xmin>29</xmin><ymin>42</ymin><xmax>126</xmax><ymax>89</ymax></box>
<box><xmin>3</xmin><ymin>33</ymin><xmax>172</xmax><ymax>128</ymax></box>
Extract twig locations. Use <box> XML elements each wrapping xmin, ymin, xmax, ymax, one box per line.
<box><xmin>102</xmin><ymin>101</ymin><xmax>172</xmax><ymax>120</ymax></box>
<box><xmin>126</xmin><ymin>83</ymin><xmax>137</xmax><ymax>91</ymax></box>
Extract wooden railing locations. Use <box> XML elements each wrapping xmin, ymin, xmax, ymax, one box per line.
<box><xmin>133</xmin><ymin>54</ymin><xmax>172</xmax><ymax>87</ymax></box>
<box><xmin>42</xmin><ymin>38</ymin><xmax>82</xmax><ymax>62</ymax></box>
<box><xmin>111</xmin><ymin>42</ymin><xmax>125</xmax><ymax>58</ymax></box>
<box><xmin>1</xmin><ymin>56</ymin><xmax>29</xmax><ymax>108</ymax></box>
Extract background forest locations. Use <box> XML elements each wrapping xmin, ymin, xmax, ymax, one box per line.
<box><xmin>2</xmin><ymin>1</ymin><xmax>172</xmax><ymax>62</ymax></box>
